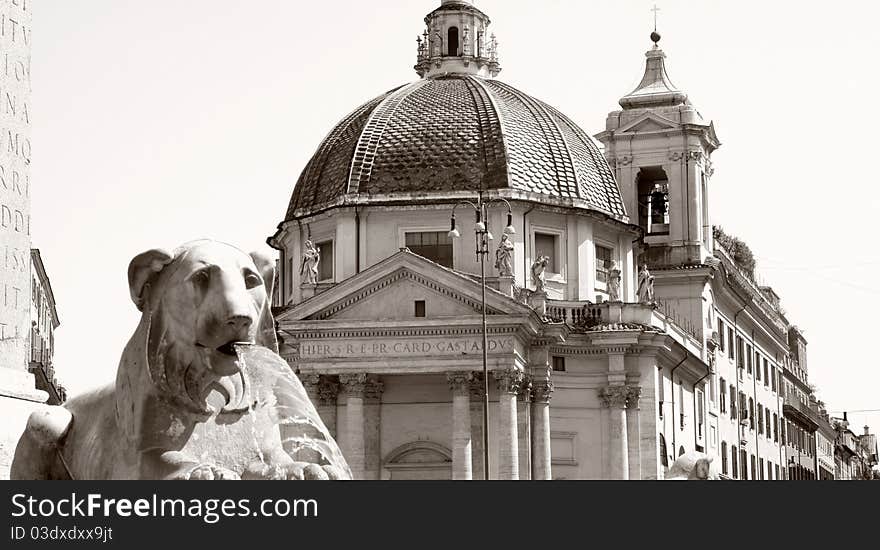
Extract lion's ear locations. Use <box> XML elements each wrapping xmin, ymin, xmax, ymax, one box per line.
<box><xmin>128</xmin><ymin>249</ymin><xmax>174</xmax><ymax>312</ymax></box>
<box><xmin>249</xmin><ymin>250</ymin><xmax>276</xmax><ymax>300</ymax></box>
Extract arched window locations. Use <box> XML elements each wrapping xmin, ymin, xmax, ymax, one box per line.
<box><xmin>721</xmin><ymin>441</ymin><xmax>728</xmax><ymax>475</ymax></box>
<box><xmin>636</xmin><ymin>167</ymin><xmax>670</xmax><ymax>235</ymax></box>
<box><xmin>448</xmin><ymin>27</ymin><xmax>460</xmax><ymax>56</ymax></box>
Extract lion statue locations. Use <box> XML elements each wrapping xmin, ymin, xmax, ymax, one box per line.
<box><xmin>11</xmin><ymin>240</ymin><xmax>351</xmax><ymax>480</ymax></box>
<box><xmin>665</xmin><ymin>451</ymin><xmax>719</xmax><ymax>480</ymax></box>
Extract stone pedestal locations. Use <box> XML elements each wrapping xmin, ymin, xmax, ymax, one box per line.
<box><xmin>497</xmin><ymin>276</ymin><xmax>515</xmax><ymax>298</ymax></box>
<box><xmin>447</xmin><ymin>372</ymin><xmax>474</xmax><ymax>481</ymax></box>
<box><xmin>528</xmin><ymin>291</ymin><xmax>547</xmax><ymax>317</ymax></box>
<box><xmin>301</xmin><ymin>284</ymin><xmax>317</xmax><ymax>301</ymax></box>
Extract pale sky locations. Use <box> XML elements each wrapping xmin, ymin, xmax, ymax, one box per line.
<box><xmin>31</xmin><ymin>0</ymin><xmax>879</xmax><ymax>434</ymax></box>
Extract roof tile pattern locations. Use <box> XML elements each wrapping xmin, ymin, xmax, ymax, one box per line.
<box><xmin>542</xmin><ymin>104</ymin><xmax>626</xmax><ymax>216</ymax></box>
<box><xmin>286</xmin><ymin>76</ymin><xmax>625</xmax><ymax>219</ymax></box>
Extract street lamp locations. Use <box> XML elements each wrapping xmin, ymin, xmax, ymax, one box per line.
<box><xmin>448</xmin><ymin>192</ymin><xmax>515</xmax><ymax>480</ymax></box>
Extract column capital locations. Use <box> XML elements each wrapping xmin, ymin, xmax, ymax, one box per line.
<box><xmin>626</xmin><ymin>385</ymin><xmax>642</xmax><ymax>410</ymax></box>
<box><xmin>301</xmin><ymin>374</ymin><xmax>340</xmax><ymax>406</ymax></box>
<box><xmin>517</xmin><ymin>375</ymin><xmax>533</xmax><ymax>403</ymax></box>
<box><xmin>494</xmin><ymin>368</ymin><xmax>525</xmax><ymax>395</ymax></box>
<box><xmin>364</xmin><ymin>377</ymin><xmax>384</xmax><ymax>402</ymax></box>
<box><xmin>339</xmin><ymin>373</ymin><xmax>368</xmax><ymax>397</ymax></box>
<box><xmin>599</xmin><ymin>385</ymin><xmax>630</xmax><ymax>409</ymax></box>
<box><xmin>533</xmin><ymin>379</ymin><xmax>554</xmax><ymax>404</ymax></box>
<box><xmin>468</xmin><ymin>372</ymin><xmax>486</xmax><ymax>400</ymax></box>
<box><xmin>447</xmin><ymin>372</ymin><xmax>475</xmax><ymax>396</ymax></box>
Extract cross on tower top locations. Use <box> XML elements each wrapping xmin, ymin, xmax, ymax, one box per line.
<box><xmin>652</xmin><ymin>4</ymin><xmax>661</xmax><ymax>32</ymax></box>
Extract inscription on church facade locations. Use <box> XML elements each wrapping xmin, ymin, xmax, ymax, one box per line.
<box><xmin>0</xmin><ymin>0</ymin><xmax>31</xmax><ymax>370</ymax></box>
<box><xmin>299</xmin><ymin>336</ymin><xmax>515</xmax><ymax>360</ymax></box>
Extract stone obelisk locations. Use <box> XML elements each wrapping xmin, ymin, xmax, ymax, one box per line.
<box><xmin>0</xmin><ymin>0</ymin><xmax>46</xmax><ymax>479</ymax></box>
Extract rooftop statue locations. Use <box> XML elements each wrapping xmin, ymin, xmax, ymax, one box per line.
<box><xmin>607</xmin><ymin>261</ymin><xmax>622</xmax><ymax>302</ymax></box>
<box><xmin>638</xmin><ymin>264</ymin><xmax>656</xmax><ymax>305</ymax></box>
<box><xmin>11</xmin><ymin>240</ymin><xmax>350</xmax><ymax>480</ymax></box>
<box><xmin>300</xmin><ymin>239</ymin><xmax>320</xmax><ymax>285</ymax></box>
<box><xmin>531</xmin><ymin>256</ymin><xmax>550</xmax><ymax>293</ymax></box>
<box><xmin>494</xmin><ymin>233</ymin><xmax>514</xmax><ymax>277</ymax></box>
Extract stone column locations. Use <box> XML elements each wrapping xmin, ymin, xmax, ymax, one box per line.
<box><xmin>626</xmin><ymin>385</ymin><xmax>642</xmax><ymax>480</ymax></box>
<box><xmin>363</xmin><ymin>377</ymin><xmax>384</xmax><ymax>481</ymax></box>
<box><xmin>599</xmin><ymin>385</ymin><xmax>630</xmax><ymax>480</ymax></box>
<box><xmin>494</xmin><ymin>369</ymin><xmax>524</xmax><ymax>480</ymax></box>
<box><xmin>517</xmin><ymin>377</ymin><xmax>532</xmax><ymax>481</ymax></box>
<box><xmin>532</xmin><ymin>377</ymin><xmax>554</xmax><ymax>480</ymax></box>
<box><xmin>339</xmin><ymin>373</ymin><xmax>367</xmax><ymax>480</ymax></box>
<box><xmin>469</xmin><ymin>374</ymin><xmax>486</xmax><ymax>480</ymax></box>
<box><xmin>447</xmin><ymin>372</ymin><xmax>474</xmax><ymax>481</ymax></box>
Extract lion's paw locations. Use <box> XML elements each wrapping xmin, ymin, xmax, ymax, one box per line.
<box><xmin>243</xmin><ymin>461</ymin><xmax>343</xmax><ymax>480</ymax></box>
<box><xmin>183</xmin><ymin>464</ymin><xmax>240</xmax><ymax>481</ymax></box>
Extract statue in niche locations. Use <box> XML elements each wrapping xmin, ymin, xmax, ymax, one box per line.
<box><xmin>300</xmin><ymin>240</ymin><xmax>320</xmax><ymax>285</ymax></box>
<box><xmin>607</xmin><ymin>261</ymin><xmax>622</xmax><ymax>302</ymax></box>
<box><xmin>531</xmin><ymin>256</ymin><xmax>550</xmax><ymax>293</ymax></box>
<box><xmin>495</xmin><ymin>234</ymin><xmax>514</xmax><ymax>277</ymax></box>
<box><xmin>638</xmin><ymin>264</ymin><xmax>655</xmax><ymax>305</ymax></box>
<box><xmin>11</xmin><ymin>240</ymin><xmax>350</xmax><ymax>480</ymax></box>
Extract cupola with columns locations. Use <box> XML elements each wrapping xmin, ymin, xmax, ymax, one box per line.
<box><xmin>415</xmin><ymin>0</ymin><xmax>501</xmax><ymax>78</ymax></box>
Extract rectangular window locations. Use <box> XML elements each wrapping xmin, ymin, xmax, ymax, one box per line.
<box><xmin>720</xmin><ymin>378</ymin><xmax>727</xmax><ymax>414</ymax></box>
<box><xmin>751</xmin><ymin>455</ymin><xmax>756</xmax><ymax>481</ymax></box>
<box><xmin>679</xmin><ymin>384</ymin><xmax>685</xmax><ymax>430</ymax></box>
<box><xmin>756</xmin><ymin>354</ymin><xmax>762</xmax><ymax>381</ymax></box>
<box><xmin>775</xmin><ymin>465</ymin><xmax>780</xmax><ymax>481</ymax></box>
<box><xmin>552</xmin><ymin>356</ymin><xmax>566</xmax><ymax>373</ymax></box>
<box><xmin>731</xmin><ymin>446</ymin><xmax>738</xmax><ymax>479</ymax></box>
<box><xmin>317</xmin><ymin>241</ymin><xmax>334</xmax><ymax>282</ymax></box>
<box><xmin>717</xmin><ymin>319</ymin><xmax>726</xmax><ymax>351</ymax></box>
<box><xmin>763</xmin><ymin>358</ymin><xmax>769</xmax><ymax>387</ymax></box>
<box><xmin>728</xmin><ymin>328</ymin><xmax>735</xmax><ymax>359</ymax></box>
<box><xmin>535</xmin><ymin>233</ymin><xmax>558</xmax><ymax>273</ymax></box>
<box><xmin>766</xmin><ymin>408</ymin><xmax>772</xmax><ymax>438</ymax></box>
<box><xmin>771</xmin><ymin>367</ymin><xmax>777</xmax><ymax>392</ymax></box>
<box><xmin>414</xmin><ymin>300</ymin><xmax>426</xmax><ymax>318</ymax></box>
<box><xmin>595</xmin><ymin>245</ymin><xmax>613</xmax><ymax>288</ymax></box>
<box><xmin>760</xmin><ymin>458</ymin><xmax>765</xmax><ymax>480</ymax></box>
<box><xmin>746</xmin><ymin>344</ymin><xmax>753</xmax><ymax>375</ymax></box>
<box><xmin>736</xmin><ymin>337</ymin><xmax>744</xmax><ymax>369</ymax></box>
<box><xmin>405</xmin><ymin>231</ymin><xmax>454</xmax><ymax>268</ymax></box>
<box><xmin>730</xmin><ymin>386</ymin><xmax>737</xmax><ymax>420</ymax></box>
<box><xmin>758</xmin><ymin>407</ymin><xmax>764</xmax><ymax>434</ymax></box>
<box><xmin>697</xmin><ymin>389</ymin><xmax>705</xmax><ymax>438</ymax></box>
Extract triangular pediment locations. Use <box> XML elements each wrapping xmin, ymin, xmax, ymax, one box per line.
<box><xmin>276</xmin><ymin>250</ymin><xmax>534</xmax><ymax>323</ymax></box>
<box><xmin>616</xmin><ymin>113</ymin><xmax>681</xmax><ymax>135</ymax></box>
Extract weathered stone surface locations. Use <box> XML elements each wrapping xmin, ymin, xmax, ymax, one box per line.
<box><xmin>0</xmin><ymin>0</ymin><xmax>33</xmax><ymax>372</ymax></box>
<box><xmin>11</xmin><ymin>240</ymin><xmax>350</xmax><ymax>480</ymax></box>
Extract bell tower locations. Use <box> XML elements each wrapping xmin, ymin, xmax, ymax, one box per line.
<box><xmin>596</xmin><ymin>31</ymin><xmax>720</xmax><ymax>267</ymax></box>
<box><xmin>415</xmin><ymin>0</ymin><xmax>501</xmax><ymax>78</ymax></box>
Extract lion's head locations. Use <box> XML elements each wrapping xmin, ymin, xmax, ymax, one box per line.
<box><xmin>118</xmin><ymin>240</ymin><xmax>278</xmax><ymax>435</ymax></box>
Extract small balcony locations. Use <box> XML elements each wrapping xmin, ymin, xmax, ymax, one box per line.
<box><xmin>783</xmin><ymin>394</ymin><xmax>820</xmax><ymax>429</ymax></box>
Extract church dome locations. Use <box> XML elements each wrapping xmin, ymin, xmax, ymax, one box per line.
<box><xmin>284</xmin><ymin>75</ymin><xmax>626</xmax><ymax>222</ymax></box>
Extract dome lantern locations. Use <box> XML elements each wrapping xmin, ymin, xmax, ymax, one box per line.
<box><xmin>415</xmin><ymin>1</ymin><xmax>501</xmax><ymax>78</ymax></box>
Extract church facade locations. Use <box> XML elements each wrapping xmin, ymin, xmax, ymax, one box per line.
<box><xmin>268</xmin><ymin>0</ymin><xmax>810</xmax><ymax>480</ymax></box>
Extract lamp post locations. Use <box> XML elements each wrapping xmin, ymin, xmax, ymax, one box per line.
<box><xmin>448</xmin><ymin>192</ymin><xmax>516</xmax><ymax>480</ymax></box>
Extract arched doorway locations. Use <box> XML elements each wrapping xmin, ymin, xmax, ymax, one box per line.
<box><xmin>384</xmin><ymin>442</ymin><xmax>453</xmax><ymax>480</ymax></box>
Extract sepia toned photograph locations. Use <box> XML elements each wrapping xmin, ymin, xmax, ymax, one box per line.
<box><xmin>1</xmin><ymin>0</ymin><xmax>878</xmax><ymax>499</ymax></box>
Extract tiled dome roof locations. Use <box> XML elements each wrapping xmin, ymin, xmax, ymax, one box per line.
<box><xmin>285</xmin><ymin>75</ymin><xmax>626</xmax><ymax>221</ymax></box>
